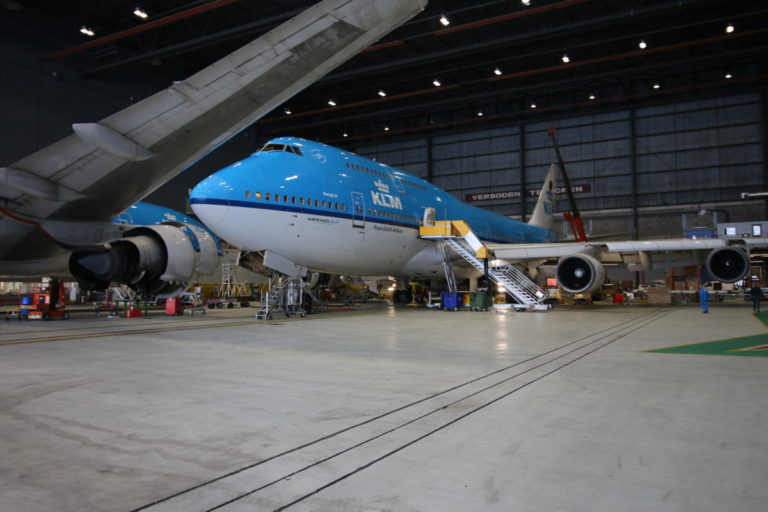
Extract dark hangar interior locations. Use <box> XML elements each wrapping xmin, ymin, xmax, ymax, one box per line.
<box><xmin>3</xmin><ymin>4</ymin><xmax>768</xmax><ymax>511</ymax></box>
<box><xmin>2</xmin><ymin>0</ymin><xmax>767</xmax><ymax>239</ymax></box>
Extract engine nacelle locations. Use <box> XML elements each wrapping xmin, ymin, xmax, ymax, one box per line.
<box><xmin>556</xmin><ymin>253</ymin><xmax>606</xmax><ymax>294</ymax></box>
<box><xmin>704</xmin><ymin>246</ymin><xmax>749</xmax><ymax>283</ymax></box>
<box><xmin>69</xmin><ymin>223</ymin><xmax>220</xmax><ymax>296</ymax></box>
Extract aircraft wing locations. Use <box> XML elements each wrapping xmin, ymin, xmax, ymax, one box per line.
<box><xmin>490</xmin><ymin>237</ymin><xmax>768</xmax><ymax>262</ymax></box>
<box><xmin>491</xmin><ymin>236</ymin><xmax>768</xmax><ymax>292</ymax></box>
<box><xmin>1</xmin><ymin>0</ymin><xmax>426</xmax><ymax>231</ymax></box>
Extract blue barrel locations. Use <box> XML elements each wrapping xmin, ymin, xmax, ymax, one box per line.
<box><xmin>441</xmin><ymin>291</ymin><xmax>459</xmax><ymax>310</ymax></box>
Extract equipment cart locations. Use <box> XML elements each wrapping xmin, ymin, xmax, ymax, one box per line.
<box><xmin>469</xmin><ymin>291</ymin><xmax>494</xmax><ymax>311</ymax></box>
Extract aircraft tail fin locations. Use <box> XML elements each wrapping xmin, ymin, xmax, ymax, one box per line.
<box><xmin>528</xmin><ymin>163</ymin><xmax>560</xmax><ymax>231</ymax></box>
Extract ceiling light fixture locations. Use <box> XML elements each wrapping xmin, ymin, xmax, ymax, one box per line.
<box><xmin>343</xmin><ymin>132</ymin><xmax>349</xmax><ymax>138</ymax></box>
<box><xmin>522</xmin><ymin>0</ymin><xmax>531</xmax><ymax>5</ymax></box>
<box><xmin>726</xmin><ymin>23</ymin><xmax>734</xmax><ymax>33</ymax></box>
<box><xmin>384</xmin><ymin>125</ymin><xmax>390</xmax><ymax>131</ymax></box>
<box><xmin>432</xmin><ymin>78</ymin><xmax>441</xmax><ymax>87</ymax></box>
<box><xmin>724</xmin><ymin>73</ymin><xmax>733</xmax><ymax>79</ymax></box>
<box><xmin>494</xmin><ymin>67</ymin><xmax>502</xmax><ymax>76</ymax></box>
<box><xmin>530</xmin><ymin>103</ymin><xmax>537</xmax><ymax>109</ymax></box>
<box><xmin>477</xmin><ymin>111</ymin><xmax>484</xmax><ymax>117</ymax></box>
<box><xmin>589</xmin><ymin>94</ymin><xmax>596</xmax><ymax>100</ymax></box>
<box><xmin>284</xmin><ymin>107</ymin><xmax>292</xmax><ymax>115</ymax></box>
<box><xmin>652</xmin><ymin>83</ymin><xmax>661</xmax><ymax>89</ymax></box>
<box><xmin>378</xmin><ymin>90</ymin><xmax>386</xmax><ymax>97</ymax></box>
<box><xmin>328</xmin><ymin>99</ymin><xmax>336</xmax><ymax>106</ymax></box>
<box><xmin>439</xmin><ymin>15</ymin><xmax>450</xmax><ymax>26</ymax></box>
<box><xmin>639</xmin><ymin>39</ymin><xmax>647</xmax><ymax>49</ymax></box>
<box><xmin>133</xmin><ymin>8</ymin><xmax>148</xmax><ymax>19</ymax></box>
<box><xmin>80</xmin><ymin>26</ymin><xmax>95</xmax><ymax>36</ymax></box>
<box><xmin>562</xmin><ymin>54</ymin><xmax>570</xmax><ymax>63</ymax></box>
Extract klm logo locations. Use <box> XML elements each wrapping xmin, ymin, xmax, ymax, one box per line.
<box><xmin>374</xmin><ymin>179</ymin><xmax>390</xmax><ymax>193</ymax></box>
<box><xmin>371</xmin><ymin>191</ymin><xmax>403</xmax><ymax>210</ymax></box>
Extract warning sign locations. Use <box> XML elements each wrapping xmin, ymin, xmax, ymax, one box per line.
<box><xmin>465</xmin><ymin>184</ymin><xmax>591</xmax><ymax>203</ymax></box>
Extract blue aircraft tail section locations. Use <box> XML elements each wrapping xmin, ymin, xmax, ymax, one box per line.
<box><xmin>528</xmin><ymin>163</ymin><xmax>560</xmax><ymax>232</ymax></box>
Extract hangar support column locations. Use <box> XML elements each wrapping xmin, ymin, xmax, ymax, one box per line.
<box><xmin>630</xmin><ymin>107</ymin><xmax>640</xmax><ymax>288</ymax></box>
<box><xmin>630</xmin><ymin>106</ymin><xmax>639</xmax><ymax>241</ymax></box>
<box><xmin>426</xmin><ymin>136</ymin><xmax>434</xmax><ymax>184</ymax></box>
<box><xmin>520</xmin><ymin>121</ymin><xmax>528</xmax><ymax>222</ymax></box>
<box><xmin>761</xmin><ymin>91</ymin><xmax>768</xmax><ymax>218</ymax></box>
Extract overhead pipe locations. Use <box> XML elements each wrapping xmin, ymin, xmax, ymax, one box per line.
<box><xmin>327</xmin><ymin>115</ymin><xmax>503</xmax><ymax>144</ymax></box>
<box><xmin>294</xmin><ymin>46</ymin><xmax>767</xmax><ymax>130</ymax></box>
<box><xmin>47</xmin><ymin>0</ymin><xmax>237</xmax><ymax>59</ymax></box>
<box><xmin>258</xmin><ymin>85</ymin><xmax>460</xmax><ymax>124</ymax></box>
<box><xmin>261</xmin><ymin>72</ymin><xmax>765</xmax><ymax>141</ymax></box>
<box><xmin>490</xmin><ymin>26</ymin><xmax>768</xmax><ymax>83</ymax></box>
<box><xmin>318</xmin><ymin>73</ymin><xmax>765</xmax><ymax>144</ymax></box>
<box><xmin>318</xmin><ymin>5</ymin><xmax>768</xmax><ymax>90</ymax></box>
<box><xmin>258</xmin><ymin>43</ymin><xmax>765</xmax><ymax>132</ymax></box>
<box><xmin>435</xmin><ymin>0</ymin><xmax>590</xmax><ymax>36</ymax></box>
<box><xmin>79</xmin><ymin>7</ymin><xmax>309</xmax><ymax>76</ymax></box>
<box><xmin>525</xmin><ymin>74</ymin><xmax>767</xmax><ymax>115</ymax></box>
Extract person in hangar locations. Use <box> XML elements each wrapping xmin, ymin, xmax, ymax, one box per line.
<box><xmin>748</xmin><ymin>285</ymin><xmax>763</xmax><ymax>313</ymax></box>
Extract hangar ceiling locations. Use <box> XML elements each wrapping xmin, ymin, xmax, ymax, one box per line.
<box><xmin>4</xmin><ymin>0</ymin><xmax>768</xmax><ymax>145</ymax></box>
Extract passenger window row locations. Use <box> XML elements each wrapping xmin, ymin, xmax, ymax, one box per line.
<box><xmin>244</xmin><ymin>190</ymin><xmax>346</xmax><ymax>211</ymax></box>
<box><xmin>345</xmin><ymin>162</ymin><xmax>426</xmax><ymax>191</ymax></box>
<box><xmin>369</xmin><ymin>208</ymin><xmax>418</xmax><ymax>225</ymax></box>
<box><xmin>346</xmin><ymin>162</ymin><xmax>387</xmax><ymax>178</ymax></box>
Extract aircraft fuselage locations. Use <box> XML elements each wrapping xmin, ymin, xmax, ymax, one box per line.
<box><xmin>191</xmin><ymin>137</ymin><xmax>556</xmax><ymax>277</ymax></box>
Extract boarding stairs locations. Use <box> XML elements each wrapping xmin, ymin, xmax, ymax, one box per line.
<box><xmin>420</xmin><ymin>220</ymin><xmax>549</xmax><ymax>311</ymax></box>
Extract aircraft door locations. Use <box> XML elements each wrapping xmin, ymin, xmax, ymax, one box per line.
<box><xmin>351</xmin><ymin>191</ymin><xmax>365</xmax><ymax>228</ymax></box>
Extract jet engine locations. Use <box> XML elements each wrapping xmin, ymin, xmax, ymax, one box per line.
<box><xmin>704</xmin><ymin>246</ymin><xmax>749</xmax><ymax>283</ymax></box>
<box><xmin>69</xmin><ymin>223</ymin><xmax>219</xmax><ymax>296</ymax></box>
<box><xmin>555</xmin><ymin>253</ymin><xmax>606</xmax><ymax>294</ymax></box>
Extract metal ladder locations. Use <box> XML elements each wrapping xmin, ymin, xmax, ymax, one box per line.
<box><xmin>440</xmin><ymin>242</ymin><xmax>458</xmax><ymax>293</ymax></box>
<box><xmin>256</xmin><ymin>276</ymin><xmax>326</xmax><ymax>320</ymax></box>
<box><xmin>444</xmin><ymin>238</ymin><xmax>548</xmax><ymax>310</ymax></box>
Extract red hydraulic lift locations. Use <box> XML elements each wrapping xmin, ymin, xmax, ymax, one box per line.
<box><xmin>547</xmin><ymin>126</ymin><xmax>588</xmax><ymax>242</ymax></box>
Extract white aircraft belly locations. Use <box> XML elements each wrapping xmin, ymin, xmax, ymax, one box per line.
<box><xmin>213</xmin><ymin>204</ymin><xmax>433</xmax><ymax>275</ymax></box>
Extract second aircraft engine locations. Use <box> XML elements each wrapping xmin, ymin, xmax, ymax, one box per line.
<box><xmin>69</xmin><ymin>223</ymin><xmax>219</xmax><ymax>296</ymax></box>
<box><xmin>704</xmin><ymin>246</ymin><xmax>749</xmax><ymax>283</ymax></box>
<box><xmin>555</xmin><ymin>253</ymin><xmax>606</xmax><ymax>294</ymax></box>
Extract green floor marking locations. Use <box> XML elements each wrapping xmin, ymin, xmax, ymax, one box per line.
<box><xmin>647</xmin><ymin>317</ymin><xmax>768</xmax><ymax>357</ymax></box>
<box><xmin>754</xmin><ymin>311</ymin><xmax>768</xmax><ymax>328</ymax></box>
<box><xmin>646</xmin><ymin>336</ymin><xmax>768</xmax><ymax>356</ymax></box>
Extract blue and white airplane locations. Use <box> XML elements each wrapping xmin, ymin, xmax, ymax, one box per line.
<box><xmin>191</xmin><ymin>137</ymin><xmax>756</xmax><ymax>293</ymax></box>
<box><xmin>0</xmin><ymin>0</ymin><xmax>425</xmax><ymax>296</ymax></box>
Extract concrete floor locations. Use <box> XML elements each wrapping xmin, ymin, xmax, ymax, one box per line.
<box><xmin>0</xmin><ymin>302</ymin><xmax>766</xmax><ymax>512</ymax></box>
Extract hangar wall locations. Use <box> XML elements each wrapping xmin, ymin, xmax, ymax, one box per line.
<box><xmin>3</xmin><ymin>18</ymin><xmax>766</xmax><ymax>233</ymax></box>
<box><xmin>0</xmin><ymin>25</ymin><xmax>257</xmax><ymax>215</ymax></box>
<box><xmin>0</xmin><ymin>28</ymin><xmax>158</xmax><ymax>167</ymax></box>
<box><xmin>353</xmin><ymin>93</ymin><xmax>767</xmax><ymax>240</ymax></box>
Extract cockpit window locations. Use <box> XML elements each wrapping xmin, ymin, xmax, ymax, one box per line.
<box><xmin>258</xmin><ymin>143</ymin><xmax>304</xmax><ymax>156</ymax></box>
<box><xmin>260</xmin><ymin>143</ymin><xmax>287</xmax><ymax>152</ymax></box>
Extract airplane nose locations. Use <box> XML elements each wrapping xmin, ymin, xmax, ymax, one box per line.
<box><xmin>189</xmin><ymin>175</ymin><xmax>230</xmax><ymax>228</ymax></box>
